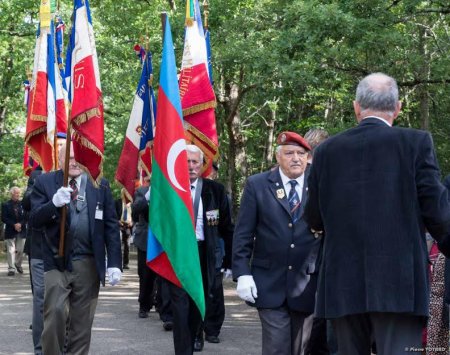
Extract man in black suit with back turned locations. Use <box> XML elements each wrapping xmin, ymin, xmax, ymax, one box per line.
<box><xmin>233</xmin><ymin>131</ymin><xmax>322</xmax><ymax>355</ymax></box>
<box><xmin>305</xmin><ymin>72</ymin><xmax>450</xmax><ymax>354</ymax></box>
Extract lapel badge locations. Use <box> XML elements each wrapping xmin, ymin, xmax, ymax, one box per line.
<box><xmin>276</xmin><ymin>188</ymin><xmax>285</xmax><ymax>199</ymax></box>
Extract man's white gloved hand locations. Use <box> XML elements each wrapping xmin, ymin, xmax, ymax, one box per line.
<box><xmin>145</xmin><ymin>188</ymin><xmax>151</xmax><ymax>201</ymax></box>
<box><xmin>236</xmin><ymin>275</ymin><xmax>258</xmax><ymax>303</ymax></box>
<box><xmin>107</xmin><ymin>267</ymin><xmax>122</xmax><ymax>286</ymax></box>
<box><xmin>52</xmin><ymin>187</ymin><xmax>73</xmax><ymax>207</ymax></box>
<box><xmin>223</xmin><ymin>269</ymin><xmax>233</xmax><ymax>280</ymax></box>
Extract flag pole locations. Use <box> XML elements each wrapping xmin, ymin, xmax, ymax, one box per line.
<box><xmin>161</xmin><ymin>12</ymin><xmax>167</xmax><ymax>41</ymax></box>
<box><xmin>58</xmin><ymin>115</ymin><xmax>71</xmax><ymax>257</ymax></box>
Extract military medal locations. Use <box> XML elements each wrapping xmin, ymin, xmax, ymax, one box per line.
<box><xmin>276</xmin><ymin>188</ymin><xmax>285</xmax><ymax>199</ymax></box>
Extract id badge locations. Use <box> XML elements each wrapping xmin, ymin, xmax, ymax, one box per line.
<box><xmin>95</xmin><ymin>203</ymin><xmax>103</xmax><ymax>220</ymax></box>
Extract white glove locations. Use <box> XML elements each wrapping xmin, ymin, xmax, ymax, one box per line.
<box><xmin>223</xmin><ymin>269</ymin><xmax>233</xmax><ymax>280</ymax></box>
<box><xmin>52</xmin><ymin>186</ymin><xmax>73</xmax><ymax>207</ymax></box>
<box><xmin>107</xmin><ymin>267</ymin><xmax>122</xmax><ymax>286</ymax></box>
<box><xmin>236</xmin><ymin>275</ymin><xmax>258</xmax><ymax>303</ymax></box>
<box><xmin>145</xmin><ymin>188</ymin><xmax>150</xmax><ymax>201</ymax></box>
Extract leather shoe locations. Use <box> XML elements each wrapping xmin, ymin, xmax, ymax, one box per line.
<box><xmin>7</xmin><ymin>271</ymin><xmax>14</xmax><ymax>276</ymax></box>
<box><xmin>138</xmin><ymin>309</ymin><xmax>149</xmax><ymax>318</ymax></box>
<box><xmin>123</xmin><ymin>264</ymin><xmax>130</xmax><ymax>270</ymax></box>
<box><xmin>15</xmin><ymin>264</ymin><xmax>23</xmax><ymax>274</ymax></box>
<box><xmin>163</xmin><ymin>321</ymin><xmax>173</xmax><ymax>331</ymax></box>
<box><xmin>193</xmin><ymin>337</ymin><xmax>204</xmax><ymax>352</ymax></box>
<box><xmin>205</xmin><ymin>335</ymin><xmax>220</xmax><ymax>343</ymax></box>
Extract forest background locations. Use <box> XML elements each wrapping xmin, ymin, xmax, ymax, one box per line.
<box><xmin>0</xmin><ymin>0</ymin><xmax>449</xmax><ymax>217</ymax></box>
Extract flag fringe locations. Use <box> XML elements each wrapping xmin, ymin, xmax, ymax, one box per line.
<box><xmin>72</xmin><ymin>107</ymin><xmax>101</xmax><ymax>126</ymax></box>
<box><xmin>30</xmin><ymin>113</ymin><xmax>48</xmax><ymax>122</ymax></box>
<box><xmin>72</xmin><ymin>131</ymin><xmax>104</xmax><ymax>187</ymax></box>
<box><xmin>115</xmin><ymin>179</ymin><xmax>134</xmax><ymax>202</ymax></box>
<box><xmin>182</xmin><ymin>99</ymin><xmax>216</xmax><ymax>116</ymax></box>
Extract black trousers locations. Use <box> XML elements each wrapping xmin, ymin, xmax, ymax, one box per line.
<box><xmin>137</xmin><ymin>248</ymin><xmax>156</xmax><ymax>312</ymax></box>
<box><xmin>121</xmin><ymin>229</ymin><xmax>130</xmax><ymax>267</ymax></box>
<box><xmin>169</xmin><ymin>282</ymin><xmax>202</xmax><ymax>355</ymax></box>
<box><xmin>305</xmin><ymin>318</ymin><xmax>329</xmax><ymax>355</ymax></box>
<box><xmin>204</xmin><ymin>270</ymin><xmax>225</xmax><ymax>337</ymax></box>
<box><xmin>331</xmin><ymin>312</ymin><xmax>424</xmax><ymax>355</ymax></box>
<box><xmin>156</xmin><ymin>277</ymin><xmax>173</xmax><ymax>322</ymax></box>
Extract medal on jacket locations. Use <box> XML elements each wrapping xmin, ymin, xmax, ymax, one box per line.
<box><xmin>276</xmin><ymin>188</ymin><xmax>285</xmax><ymax>199</ymax></box>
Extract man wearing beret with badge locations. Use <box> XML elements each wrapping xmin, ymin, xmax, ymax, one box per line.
<box><xmin>232</xmin><ymin>131</ymin><xmax>322</xmax><ymax>355</ymax></box>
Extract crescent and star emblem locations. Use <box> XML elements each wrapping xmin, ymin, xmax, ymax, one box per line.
<box><xmin>167</xmin><ymin>139</ymin><xmax>187</xmax><ymax>192</ymax></box>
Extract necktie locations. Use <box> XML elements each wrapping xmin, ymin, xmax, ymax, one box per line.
<box><xmin>69</xmin><ymin>178</ymin><xmax>78</xmax><ymax>202</ymax></box>
<box><xmin>288</xmin><ymin>180</ymin><xmax>301</xmax><ymax>223</ymax></box>
<box><xmin>122</xmin><ymin>206</ymin><xmax>128</xmax><ymax>222</ymax></box>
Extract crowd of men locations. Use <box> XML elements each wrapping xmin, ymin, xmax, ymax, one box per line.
<box><xmin>2</xmin><ymin>72</ymin><xmax>450</xmax><ymax>355</ymax></box>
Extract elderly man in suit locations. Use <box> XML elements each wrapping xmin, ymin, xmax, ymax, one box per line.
<box><xmin>169</xmin><ymin>144</ymin><xmax>234</xmax><ymax>354</ymax></box>
<box><xmin>2</xmin><ymin>186</ymin><xmax>26</xmax><ymax>276</ymax></box>
<box><xmin>304</xmin><ymin>72</ymin><xmax>450</xmax><ymax>354</ymax></box>
<box><xmin>233</xmin><ymin>131</ymin><xmax>322</xmax><ymax>355</ymax></box>
<box><xmin>30</xmin><ymin>143</ymin><xmax>122</xmax><ymax>355</ymax></box>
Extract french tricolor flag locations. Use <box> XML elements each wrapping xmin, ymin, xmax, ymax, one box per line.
<box><xmin>25</xmin><ymin>23</ymin><xmax>58</xmax><ymax>172</ymax></box>
<box><xmin>66</xmin><ymin>0</ymin><xmax>104</xmax><ymax>185</ymax></box>
<box><xmin>115</xmin><ymin>48</ymin><xmax>156</xmax><ymax>201</ymax></box>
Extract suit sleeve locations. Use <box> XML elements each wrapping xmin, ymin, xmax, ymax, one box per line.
<box><xmin>132</xmin><ymin>188</ymin><xmax>149</xmax><ymax>223</ymax></box>
<box><xmin>217</xmin><ymin>184</ymin><xmax>234</xmax><ymax>269</ymax></box>
<box><xmin>304</xmin><ymin>155</ymin><xmax>323</xmax><ymax>232</ymax></box>
<box><xmin>1</xmin><ymin>202</ymin><xmax>15</xmax><ymax>226</ymax></box>
<box><xmin>102</xmin><ymin>181</ymin><xmax>122</xmax><ymax>269</ymax></box>
<box><xmin>232</xmin><ymin>177</ymin><xmax>258</xmax><ymax>280</ymax></box>
<box><xmin>415</xmin><ymin>133</ymin><xmax>450</xmax><ymax>256</ymax></box>
<box><xmin>30</xmin><ymin>175</ymin><xmax>60</xmax><ymax>228</ymax></box>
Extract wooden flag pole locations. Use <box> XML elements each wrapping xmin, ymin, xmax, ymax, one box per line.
<box><xmin>58</xmin><ymin>118</ymin><xmax>72</xmax><ymax>256</ymax></box>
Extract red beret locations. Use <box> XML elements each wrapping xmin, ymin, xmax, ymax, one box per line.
<box><xmin>276</xmin><ymin>131</ymin><xmax>311</xmax><ymax>151</ymax></box>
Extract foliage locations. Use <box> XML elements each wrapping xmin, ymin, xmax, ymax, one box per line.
<box><xmin>0</xmin><ymin>0</ymin><xmax>449</xmax><ymax>205</ymax></box>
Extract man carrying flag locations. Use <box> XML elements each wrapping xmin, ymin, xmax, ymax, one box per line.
<box><xmin>147</xmin><ymin>15</ymin><xmax>205</xmax><ymax>354</ymax></box>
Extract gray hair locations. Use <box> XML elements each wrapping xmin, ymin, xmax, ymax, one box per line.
<box><xmin>355</xmin><ymin>73</ymin><xmax>398</xmax><ymax>114</ymax></box>
<box><xmin>304</xmin><ymin>129</ymin><xmax>329</xmax><ymax>151</ymax></box>
<box><xmin>10</xmin><ymin>186</ymin><xmax>20</xmax><ymax>194</ymax></box>
<box><xmin>186</xmin><ymin>144</ymin><xmax>204</xmax><ymax>162</ymax></box>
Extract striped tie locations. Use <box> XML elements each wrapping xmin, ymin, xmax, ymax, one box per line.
<box><xmin>288</xmin><ymin>180</ymin><xmax>301</xmax><ymax>223</ymax></box>
<box><xmin>69</xmin><ymin>178</ymin><xmax>78</xmax><ymax>203</ymax></box>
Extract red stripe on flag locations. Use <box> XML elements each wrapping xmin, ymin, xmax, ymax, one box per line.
<box><xmin>147</xmin><ymin>252</ymin><xmax>181</xmax><ymax>287</ymax></box>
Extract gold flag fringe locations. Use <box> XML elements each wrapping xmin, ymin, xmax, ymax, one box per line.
<box><xmin>72</xmin><ymin>131</ymin><xmax>104</xmax><ymax>187</ymax></box>
<box><xmin>182</xmin><ymin>99</ymin><xmax>216</xmax><ymax>117</ymax></box>
<box><xmin>72</xmin><ymin>107</ymin><xmax>101</xmax><ymax>126</ymax></box>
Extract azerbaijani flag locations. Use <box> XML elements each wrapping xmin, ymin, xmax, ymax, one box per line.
<box><xmin>148</xmin><ymin>15</ymin><xmax>205</xmax><ymax>318</ymax></box>
<box><xmin>115</xmin><ymin>46</ymin><xmax>156</xmax><ymax>201</ymax></box>
<box><xmin>179</xmin><ymin>0</ymin><xmax>218</xmax><ymax>177</ymax></box>
<box><xmin>66</xmin><ymin>0</ymin><xmax>104</xmax><ymax>185</ymax></box>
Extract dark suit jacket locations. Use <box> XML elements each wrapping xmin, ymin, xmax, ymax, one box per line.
<box><xmin>232</xmin><ymin>167</ymin><xmax>322</xmax><ymax>313</ymax></box>
<box><xmin>131</xmin><ymin>186</ymin><xmax>149</xmax><ymax>251</ymax></box>
<box><xmin>305</xmin><ymin>117</ymin><xmax>450</xmax><ymax>318</ymax></box>
<box><xmin>30</xmin><ymin>170</ymin><xmax>122</xmax><ymax>285</ymax></box>
<box><xmin>1</xmin><ymin>199</ymin><xmax>26</xmax><ymax>239</ymax></box>
<box><xmin>200</xmin><ymin>179</ymin><xmax>234</xmax><ymax>295</ymax></box>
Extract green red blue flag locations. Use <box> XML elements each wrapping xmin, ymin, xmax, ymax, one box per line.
<box><xmin>147</xmin><ymin>15</ymin><xmax>205</xmax><ymax>318</ymax></box>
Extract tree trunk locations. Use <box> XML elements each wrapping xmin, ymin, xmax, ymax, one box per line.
<box><xmin>418</xmin><ymin>26</ymin><xmax>430</xmax><ymax>130</ymax></box>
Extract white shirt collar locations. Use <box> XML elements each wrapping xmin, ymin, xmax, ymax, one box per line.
<box><xmin>190</xmin><ymin>178</ymin><xmax>198</xmax><ymax>190</ymax></box>
<box><xmin>363</xmin><ymin>116</ymin><xmax>392</xmax><ymax>127</ymax></box>
<box><xmin>278</xmin><ymin>168</ymin><xmax>304</xmax><ymax>189</ymax></box>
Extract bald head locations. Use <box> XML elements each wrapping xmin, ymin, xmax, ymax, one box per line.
<box><xmin>354</xmin><ymin>73</ymin><xmax>401</xmax><ymax>123</ymax></box>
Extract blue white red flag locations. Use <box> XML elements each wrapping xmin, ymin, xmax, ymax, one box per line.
<box><xmin>115</xmin><ymin>46</ymin><xmax>157</xmax><ymax>201</ymax></box>
<box><xmin>66</xmin><ymin>0</ymin><xmax>104</xmax><ymax>185</ymax></box>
